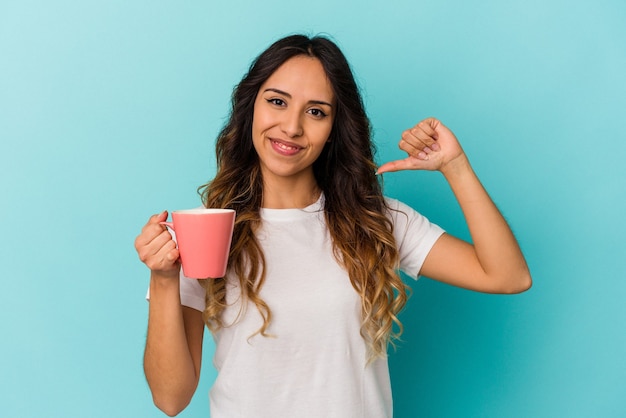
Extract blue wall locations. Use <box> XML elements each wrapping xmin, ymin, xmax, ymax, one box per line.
<box><xmin>1</xmin><ymin>0</ymin><xmax>624</xmax><ymax>417</ymax></box>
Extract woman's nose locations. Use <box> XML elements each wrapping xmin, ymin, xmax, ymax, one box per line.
<box><xmin>281</xmin><ymin>109</ymin><xmax>303</xmax><ymax>138</ymax></box>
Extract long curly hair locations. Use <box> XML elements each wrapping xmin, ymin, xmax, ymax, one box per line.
<box><xmin>198</xmin><ymin>34</ymin><xmax>409</xmax><ymax>359</ymax></box>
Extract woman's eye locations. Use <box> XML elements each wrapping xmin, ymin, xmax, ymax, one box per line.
<box><xmin>308</xmin><ymin>108</ymin><xmax>327</xmax><ymax>118</ymax></box>
<box><xmin>267</xmin><ymin>98</ymin><xmax>285</xmax><ymax>106</ymax></box>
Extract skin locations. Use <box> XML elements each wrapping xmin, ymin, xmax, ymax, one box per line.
<box><xmin>135</xmin><ymin>213</ymin><xmax>203</xmax><ymax>417</ymax></box>
<box><xmin>135</xmin><ymin>56</ymin><xmax>531</xmax><ymax>416</ymax></box>
<box><xmin>251</xmin><ymin>55</ymin><xmax>335</xmax><ymax>209</ymax></box>
<box><xmin>377</xmin><ymin>119</ymin><xmax>532</xmax><ymax>293</ymax></box>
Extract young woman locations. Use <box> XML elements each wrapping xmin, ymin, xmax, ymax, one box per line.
<box><xmin>135</xmin><ymin>34</ymin><xmax>531</xmax><ymax>417</ymax></box>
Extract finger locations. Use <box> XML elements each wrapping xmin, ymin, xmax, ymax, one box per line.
<box><xmin>136</xmin><ymin>222</ymin><xmax>169</xmax><ymax>249</ymax></box>
<box><xmin>136</xmin><ymin>228</ymin><xmax>175</xmax><ymax>262</ymax></box>
<box><xmin>421</xmin><ymin>118</ymin><xmax>444</xmax><ymax>151</ymax></box>
<box><xmin>377</xmin><ymin>158</ymin><xmax>420</xmax><ymax>174</ymax></box>
<box><xmin>141</xmin><ymin>212</ymin><xmax>168</xmax><ymax>236</ymax></box>
<box><xmin>164</xmin><ymin>247</ymin><xmax>180</xmax><ymax>263</ymax></box>
<box><xmin>141</xmin><ymin>236</ymin><xmax>179</xmax><ymax>270</ymax></box>
<box><xmin>146</xmin><ymin>249</ymin><xmax>180</xmax><ymax>272</ymax></box>
<box><xmin>152</xmin><ymin>240</ymin><xmax>180</xmax><ymax>267</ymax></box>
<box><xmin>399</xmin><ymin>136</ymin><xmax>420</xmax><ymax>157</ymax></box>
<box><xmin>399</xmin><ymin>138</ymin><xmax>430</xmax><ymax>160</ymax></box>
<box><xmin>417</xmin><ymin>118</ymin><xmax>439</xmax><ymax>137</ymax></box>
<box><xmin>148</xmin><ymin>210</ymin><xmax>168</xmax><ymax>224</ymax></box>
<box><xmin>138</xmin><ymin>211</ymin><xmax>169</xmax><ymax>240</ymax></box>
<box><xmin>400</xmin><ymin>132</ymin><xmax>435</xmax><ymax>158</ymax></box>
<box><xmin>403</xmin><ymin>119</ymin><xmax>441</xmax><ymax>150</ymax></box>
<box><xmin>150</xmin><ymin>229</ymin><xmax>176</xmax><ymax>252</ymax></box>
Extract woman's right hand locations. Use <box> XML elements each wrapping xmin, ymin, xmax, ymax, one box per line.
<box><xmin>134</xmin><ymin>211</ymin><xmax>181</xmax><ymax>279</ymax></box>
<box><xmin>138</xmin><ymin>211</ymin><xmax>203</xmax><ymax>415</ymax></box>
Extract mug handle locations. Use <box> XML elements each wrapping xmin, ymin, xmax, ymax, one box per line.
<box><xmin>159</xmin><ymin>221</ymin><xmax>174</xmax><ymax>230</ymax></box>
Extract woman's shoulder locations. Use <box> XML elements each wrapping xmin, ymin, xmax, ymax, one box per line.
<box><xmin>383</xmin><ymin>196</ymin><xmax>415</xmax><ymax>216</ymax></box>
<box><xmin>383</xmin><ymin>196</ymin><xmax>444</xmax><ymax>234</ymax></box>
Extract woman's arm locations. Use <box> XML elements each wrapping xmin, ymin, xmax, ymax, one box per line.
<box><xmin>136</xmin><ymin>213</ymin><xmax>205</xmax><ymax>416</ymax></box>
<box><xmin>377</xmin><ymin>118</ymin><xmax>531</xmax><ymax>293</ymax></box>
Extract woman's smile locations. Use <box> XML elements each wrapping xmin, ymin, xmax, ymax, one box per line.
<box><xmin>269</xmin><ymin>137</ymin><xmax>304</xmax><ymax>156</ymax></box>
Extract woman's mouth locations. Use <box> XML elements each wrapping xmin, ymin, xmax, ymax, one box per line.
<box><xmin>270</xmin><ymin>138</ymin><xmax>303</xmax><ymax>156</ymax></box>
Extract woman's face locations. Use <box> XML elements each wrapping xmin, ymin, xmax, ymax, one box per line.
<box><xmin>252</xmin><ymin>55</ymin><xmax>335</xmax><ymax>186</ymax></box>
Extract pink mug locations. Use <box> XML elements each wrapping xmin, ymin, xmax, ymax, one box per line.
<box><xmin>160</xmin><ymin>208</ymin><xmax>236</xmax><ymax>279</ymax></box>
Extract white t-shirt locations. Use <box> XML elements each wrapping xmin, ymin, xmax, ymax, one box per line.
<box><xmin>176</xmin><ymin>196</ymin><xmax>444</xmax><ymax>418</ymax></box>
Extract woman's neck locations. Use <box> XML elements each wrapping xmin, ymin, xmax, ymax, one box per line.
<box><xmin>261</xmin><ymin>175</ymin><xmax>321</xmax><ymax>209</ymax></box>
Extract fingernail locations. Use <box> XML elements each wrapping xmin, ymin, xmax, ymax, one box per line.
<box><xmin>431</xmin><ymin>143</ymin><xmax>440</xmax><ymax>151</ymax></box>
<box><xmin>418</xmin><ymin>152</ymin><xmax>429</xmax><ymax>160</ymax></box>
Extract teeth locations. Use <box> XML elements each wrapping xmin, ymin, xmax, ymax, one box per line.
<box><xmin>273</xmin><ymin>140</ymin><xmax>298</xmax><ymax>150</ymax></box>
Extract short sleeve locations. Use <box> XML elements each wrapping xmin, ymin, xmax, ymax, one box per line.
<box><xmin>386</xmin><ymin>198</ymin><xmax>445</xmax><ymax>279</ymax></box>
<box><xmin>145</xmin><ymin>271</ymin><xmax>206</xmax><ymax>312</ymax></box>
<box><xmin>179</xmin><ymin>273</ymin><xmax>206</xmax><ymax>311</ymax></box>
<box><xmin>144</xmin><ymin>227</ymin><xmax>207</xmax><ymax>312</ymax></box>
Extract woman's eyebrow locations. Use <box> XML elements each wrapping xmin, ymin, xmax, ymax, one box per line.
<box><xmin>263</xmin><ymin>88</ymin><xmax>333</xmax><ymax>108</ymax></box>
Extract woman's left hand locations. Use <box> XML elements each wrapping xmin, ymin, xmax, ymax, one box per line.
<box><xmin>377</xmin><ymin>118</ymin><xmax>465</xmax><ymax>174</ymax></box>
<box><xmin>378</xmin><ymin>117</ymin><xmax>532</xmax><ymax>294</ymax></box>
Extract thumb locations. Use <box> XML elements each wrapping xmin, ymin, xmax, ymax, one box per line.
<box><xmin>376</xmin><ymin>159</ymin><xmax>414</xmax><ymax>174</ymax></box>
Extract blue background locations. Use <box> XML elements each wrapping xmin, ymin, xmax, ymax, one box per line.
<box><xmin>1</xmin><ymin>0</ymin><xmax>625</xmax><ymax>417</ymax></box>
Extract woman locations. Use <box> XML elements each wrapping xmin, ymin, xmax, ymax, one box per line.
<box><xmin>135</xmin><ymin>34</ymin><xmax>531</xmax><ymax>417</ymax></box>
